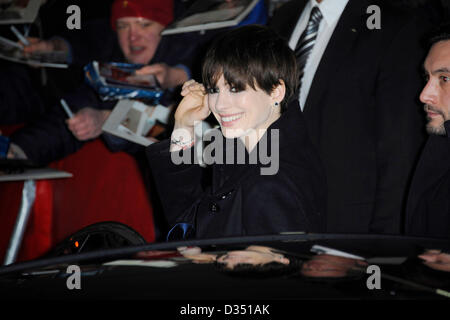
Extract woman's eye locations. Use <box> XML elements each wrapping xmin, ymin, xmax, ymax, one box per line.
<box><xmin>230</xmin><ymin>86</ymin><xmax>242</xmax><ymax>93</ymax></box>
<box><xmin>440</xmin><ymin>75</ymin><xmax>449</xmax><ymax>82</ymax></box>
<box><xmin>207</xmin><ymin>87</ymin><xmax>218</xmax><ymax>94</ymax></box>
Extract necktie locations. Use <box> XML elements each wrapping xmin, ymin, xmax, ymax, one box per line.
<box><xmin>294</xmin><ymin>6</ymin><xmax>323</xmax><ymax>91</ymax></box>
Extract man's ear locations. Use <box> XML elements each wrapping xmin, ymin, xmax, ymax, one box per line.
<box><xmin>271</xmin><ymin>80</ymin><xmax>286</xmax><ymax>105</ymax></box>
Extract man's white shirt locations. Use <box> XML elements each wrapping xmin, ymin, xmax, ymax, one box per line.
<box><xmin>288</xmin><ymin>0</ymin><xmax>349</xmax><ymax>110</ymax></box>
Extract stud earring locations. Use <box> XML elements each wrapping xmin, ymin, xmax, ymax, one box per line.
<box><xmin>274</xmin><ymin>102</ymin><xmax>279</xmax><ymax>107</ymax></box>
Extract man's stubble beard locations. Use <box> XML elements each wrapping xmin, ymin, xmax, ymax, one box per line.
<box><xmin>426</xmin><ymin>119</ymin><xmax>446</xmax><ymax>136</ymax></box>
<box><xmin>424</xmin><ymin>104</ymin><xmax>447</xmax><ymax>136</ymax></box>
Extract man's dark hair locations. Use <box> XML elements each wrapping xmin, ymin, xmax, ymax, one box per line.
<box><xmin>428</xmin><ymin>23</ymin><xmax>450</xmax><ymax>48</ymax></box>
<box><xmin>202</xmin><ymin>24</ymin><xmax>298</xmax><ymax>113</ymax></box>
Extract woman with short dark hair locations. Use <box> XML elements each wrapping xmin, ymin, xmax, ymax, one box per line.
<box><xmin>147</xmin><ymin>25</ymin><xmax>327</xmax><ymax>240</ymax></box>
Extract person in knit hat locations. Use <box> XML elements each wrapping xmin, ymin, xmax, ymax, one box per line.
<box><xmin>23</xmin><ymin>0</ymin><xmax>185</xmax><ymax>90</ymax></box>
<box><xmin>9</xmin><ymin>0</ymin><xmax>190</xmax><ymax>153</ymax></box>
<box><xmin>110</xmin><ymin>0</ymin><xmax>188</xmax><ymax>89</ymax></box>
<box><xmin>112</xmin><ymin>0</ymin><xmax>171</xmax><ymax>65</ymax></box>
<box><xmin>5</xmin><ymin>0</ymin><xmax>199</xmax><ymax>241</ymax></box>
<box><xmin>4</xmin><ymin>0</ymin><xmax>198</xmax><ymax>187</ymax></box>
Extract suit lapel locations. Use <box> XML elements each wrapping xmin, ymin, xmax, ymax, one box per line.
<box><xmin>303</xmin><ymin>0</ymin><xmax>365</xmax><ymax>114</ymax></box>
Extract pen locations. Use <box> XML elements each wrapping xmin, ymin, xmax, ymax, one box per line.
<box><xmin>10</xmin><ymin>25</ymin><xmax>30</xmax><ymax>46</ymax></box>
<box><xmin>0</xmin><ymin>35</ymin><xmax>23</xmax><ymax>49</ymax></box>
<box><xmin>60</xmin><ymin>99</ymin><xmax>74</xmax><ymax>118</ymax></box>
<box><xmin>23</xmin><ymin>25</ymin><xmax>30</xmax><ymax>38</ymax></box>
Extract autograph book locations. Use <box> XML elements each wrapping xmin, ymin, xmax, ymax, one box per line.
<box><xmin>84</xmin><ymin>61</ymin><xmax>164</xmax><ymax>103</ymax></box>
<box><xmin>161</xmin><ymin>0</ymin><xmax>259</xmax><ymax>35</ymax></box>
<box><xmin>102</xmin><ymin>99</ymin><xmax>172</xmax><ymax>147</ymax></box>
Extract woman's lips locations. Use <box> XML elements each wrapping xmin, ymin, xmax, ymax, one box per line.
<box><xmin>220</xmin><ymin>113</ymin><xmax>244</xmax><ymax>127</ymax></box>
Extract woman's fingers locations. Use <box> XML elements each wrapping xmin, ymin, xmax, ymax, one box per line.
<box><xmin>181</xmin><ymin>82</ymin><xmax>200</xmax><ymax>94</ymax></box>
<box><xmin>181</xmin><ymin>79</ymin><xmax>196</xmax><ymax>90</ymax></box>
<box><xmin>181</xmin><ymin>80</ymin><xmax>205</xmax><ymax>96</ymax></box>
<box><xmin>181</xmin><ymin>87</ymin><xmax>205</xmax><ymax>99</ymax></box>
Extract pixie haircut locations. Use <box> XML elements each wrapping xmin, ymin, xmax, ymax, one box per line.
<box><xmin>202</xmin><ymin>24</ymin><xmax>298</xmax><ymax>113</ymax></box>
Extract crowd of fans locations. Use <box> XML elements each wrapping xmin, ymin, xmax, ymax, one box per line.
<box><xmin>0</xmin><ymin>0</ymin><xmax>449</xmax><ymax>244</ymax></box>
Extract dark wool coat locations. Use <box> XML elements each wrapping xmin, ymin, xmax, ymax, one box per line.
<box><xmin>147</xmin><ymin>100</ymin><xmax>327</xmax><ymax>239</ymax></box>
<box><xmin>406</xmin><ymin>121</ymin><xmax>450</xmax><ymax>239</ymax></box>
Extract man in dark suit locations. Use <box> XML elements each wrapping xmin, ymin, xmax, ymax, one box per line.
<box><xmin>405</xmin><ymin>25</ymin><xmax>450</xmax><ymax>239</ymax></box>
<box><xmin>269</xmin><ymin>0</ymin><xmax>431</xmax><ymax>234</ymax></box>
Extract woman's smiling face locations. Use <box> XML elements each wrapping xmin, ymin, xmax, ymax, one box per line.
<box><xmin>207</xmin><ymin>74</ymin><xmax>281</xmax><ymax>140</ymax></box>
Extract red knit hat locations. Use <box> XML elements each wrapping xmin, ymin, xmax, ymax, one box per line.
<box><xmin>110</xmin><ymin>0</ymin><xmax>174</xmax><ymax>30</ymax></box>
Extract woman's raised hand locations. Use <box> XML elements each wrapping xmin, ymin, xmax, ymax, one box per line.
<box><xmin>174</xmin><ymin>80</ymin><xmax>210</xmax><ymax>130</ymax></box>
<box><xmin>169</xmin><ymin>80</ymin><xmax>211</xmax><ymax>152</ymax></box>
